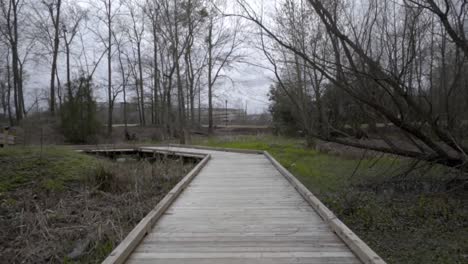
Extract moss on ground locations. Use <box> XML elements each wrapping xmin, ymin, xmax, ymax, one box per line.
<box><xmin>194</xmin><ymin>135</ymin><xmax>468</xmax><ymax>264</ymax></box>
<box><xmin>0</xmin><ymin>147</ymin><xmax>99</xmax><ymax>193</ymax></box>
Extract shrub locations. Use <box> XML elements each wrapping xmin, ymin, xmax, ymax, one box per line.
<box><xmin>60</xmin><ymin>75</ymin><xmax>100</xmax><ymax>143</ymax></box>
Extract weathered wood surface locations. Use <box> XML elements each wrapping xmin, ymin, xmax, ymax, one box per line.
<box><xmin>103</xmin><ymin>153</ymin><xmax>211</xmax><ymax>264</ymax></box>
<box><xmin>122</xmin><ymin>146</ymin><xmax>369</xmax><ymax>264</ymax></box>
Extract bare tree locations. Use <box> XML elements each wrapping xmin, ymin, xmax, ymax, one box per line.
<box><xmin>145</xmin><ymin>0</ymin><xmax>161</xmax><ymax>125</ymax></box>
<box><xmin>112</xmin><ymin>21</ymin><xmax>131</xmax><ymax>134</ymax></box>
<box><xmin>125</xmin><ymin>0</ymin><xmax>146</xmax><ymax>126</ymax></box>
<box><xmin>183</xmin><ymin>0</ymin><xmax>207</xmax><ymax>127</ymax></box>
<box><xmin>0</xmin><ymin>0</ymin><xmax>25</xmax><ymax>122</ymax></box>
<box><xmin>206</xmin><ymin>2</ymin><xmax>243</xmax><ymax>133</ymax></box>
<box><xmin>60</xmin><ymin>3</ymin><xmax>86</xmax><ymax>101</ymax></box>
<box><xmin>407</xmin><ymin>0</ymin><xmax>468</xmax><ymax>55</ymax></box>
<box><xmin>90</xmin><ymin>0</ymin><xmax>122</xmax><ymax>135</ymax></box>
<box><xmin>43</xmin><ymin>0</ymin><xmax>61</xmax><ymax>114</ymax></box>
<box><xmin>233</xmin><ymin>0</ymin><xmax>468</xmax><ymax>171</ymax></box>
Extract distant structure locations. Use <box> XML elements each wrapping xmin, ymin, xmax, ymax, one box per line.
<box><xmin>96</xmin><ymin>102</ymin><xmax>271</xmax><ymax>127</ymax></box>
<box><xmin>196</xmin><ymin>107</ymin><xmax>247</xmax><ymax>126</ymax></box>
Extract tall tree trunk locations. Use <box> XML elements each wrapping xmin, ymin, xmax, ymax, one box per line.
<box><xmin>190</xmin><ymin>79</ymin><xmax>195</xmax><ymax>127</ymax></box>
<box><xmin>134</xmin><ymin>69</ymin><xmax>142</xmax><ymax>124</ymax></box>
<box><xmin>7</xmin><ymin>78</ymin><xmax>13</xmax><ymax>126</ymax></box>
<box><xmin>117</xmin><ymin>47</ymin><xmax>128</xmax><ymax>134</ymax></box>
<box><xmin>185</xmin><ymin>0</ymin><xmax>195</xmax><ymax>127</ymax></box>
<box><xmin>107</xmin><ymin>0</ymin><xmax>113</xmax><ymax>136</ymax></box>
<box><xmin>207</xmin><ymin>18</ymin><xmax>213</xmax><ymax>133</ymax></box>
<box><xmin>65</xmin><ymin>39</ymin><xmax>72</xmax><ymax>99</ymax></box>
<box><xmin>55</xmin><ymin>67</ymin><xmax>63</xmax><ymax>109</ymax></box>
<box><xmin>49</xmin><ymin>0</ymin><xmax>62</xmax><ymax>115</ymax></box>
<box><xmin>174</xmin><ymin>5</ymin><xmax>186</xmax><ymax>144</ymax></box>
<box><xmin>6</xmin><ymin>51</ymin><xmax>14</xmax><ymax>126</ymax></box>
<box><xmin>176</xmin><ymin>59</ymin><xmax>185</xmax><ymax>143</ymax></box>
<box><xmin>185</xmin><ymin>45</ymin><xmax>195</xmax><ymax>127</ymax></box>
<box><xmin>9</xmin><ymin>2</ymin><xmax>22</xmax><ymax>121</ymax></box>
<box><xmin>150</xmin><ymin>77</ymin><xmax>154</xmax><ymax>124</ymax></box>
<box><xmin>18</xmin><ymin>62</ymin><xmax>25</xmax><ymax>116</ymax></box>
<box><xmin>166</xmin><ymin>77</ymin><xmax>173</xmax><ymax>135</ymax></box>
<box><xmin>122</xmin><ymin>79</ymin><xmax>127</xmax><ymax>133</ymax></box>
<box><xmin>137</xmin><ymin>41</ymin><xmax>146</xmax><ymax>126</ymax></box>
<box><xmin>0</xmin><ymin>84</ymin><xmax>6</xmax><ymax>116</ymax></box>
<box><xmin>11</xmin><ymin>50</ymin><xmax>21</xmax><ymax>121</ymax></box>
<box><xmin>152</xmin><ymin>14</ymin><xmax>160</xmax><ymax>125</ymax></box>
<box><xmin>4</xmin><ymin>0</ymin><xmax>23</xmax><ymax>121</ymax></box>
<box><xmin>198</xmin><ymin>82</ymin><xmax>201</xmax><ymax>125</ymax></box>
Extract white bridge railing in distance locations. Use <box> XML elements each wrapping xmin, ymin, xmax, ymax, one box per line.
<box><xmin>0</xmin><ymin>133</ymin><xmax>15</xmax><ymax>146</ymax></box>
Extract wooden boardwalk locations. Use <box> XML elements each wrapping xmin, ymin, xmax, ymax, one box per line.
<box><xmin>104</xmin><ymin>146</ymin><xmax>383</xmax><ymax>264</ymax></box>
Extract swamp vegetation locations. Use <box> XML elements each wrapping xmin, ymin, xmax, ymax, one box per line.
<box><xmin>0</xmin><ymin>147</ymin><xmax>194</xmax><ymax>263</ymax></box>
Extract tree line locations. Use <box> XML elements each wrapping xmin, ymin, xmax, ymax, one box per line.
<box><xmin>0</xmin><ymin>0</ymin><xmax>243</xmax><ymax>142</ymax></box>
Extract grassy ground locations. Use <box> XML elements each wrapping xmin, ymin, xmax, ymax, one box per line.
<box><xmin>0</xmin><ymin>147</ymin><xmax>99</xmax><ymax>193</ymax></box>
<box><xmin>0</xmin><ymin>146</ymin><xmax>193</xmax><ymax>263</ymax></box>
<box><xmin>193</xmin><ymin>135</ymin><xmax>468</xmax><ymax>264</ymax></box>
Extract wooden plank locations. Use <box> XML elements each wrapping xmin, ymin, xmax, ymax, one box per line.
<box><xmin>127</xmin><ymin>258</ymin><xmax>361</xmax><ymax>264</ymax></box>
<box><xmin>165</xmin><ymin>144</ymin><xmax>265</xmax><ymax>154</ymax></box>
<box><xmin>139</xmin><ymin>148</ymin><xmax>206</xmax><ymax>159</ymax></box>
<box><xmin>134</xmin><ymin>241</ymin><xmax>352</xmax><ymax>252</ymax></box>
<box><xmin>264</xmin><ymin>151</ymin><xmax>386</xmax><ymax>264</ymax></box>
<box><xmin>101</xmin><ymin>154</ymin><xmax>211</xmax><ymax>264</ymax></box>
<box><xmin>85</xmin><ymin>149</ymin><xmax>137</xmax><ymax>152</ymax></box>
<box><xmin>128</xmin><ymin>251</ymin><xmax>357</xmax><ymax>259</ymax></box>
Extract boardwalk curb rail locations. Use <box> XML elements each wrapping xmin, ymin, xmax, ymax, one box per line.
<box><xmin>264</xmin><ymin>151</ymin><xmax>386</xmax><ymax>264</ymax></box>
<box><xmin>101</xmin><ymin>152</ymin><xmax>211</xmax><ymax>264</ymax></box>
<box><xmin>167</xmin><ymin>143</ymin><xmax>264</xmax><ymax>154</ymax></box>
<box><xmin>139</xmin><ymin>148</ymin><xmax>207</xmax><ymax>159</ymax></box>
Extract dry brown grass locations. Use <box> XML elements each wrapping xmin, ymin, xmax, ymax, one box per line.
<box><xmin>0</xmin><ymin>148</ymin><xmax>194</xmax><ymax>263</ymax></box>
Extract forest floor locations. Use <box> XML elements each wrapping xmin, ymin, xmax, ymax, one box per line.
<box><xmin>0</xmin><ymin>146</ymin><xmax>194</xmax><ymax>263</ymax></box>
<box><xmin>193</xmin><ymin>135</ymin><xmax>468</xmax><ymax>264</ymax></box>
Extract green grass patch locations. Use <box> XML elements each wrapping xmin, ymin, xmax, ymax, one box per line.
<box><xmin>0</xmin><ymin>146</ymin><xmax>99</xmax><ymax>193</ymax></box>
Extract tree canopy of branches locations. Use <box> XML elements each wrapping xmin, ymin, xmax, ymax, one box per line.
<box><xmin>234</xmin><ymin>0</ymin><xmax>468</xmax><ymax>171</ymax></box>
